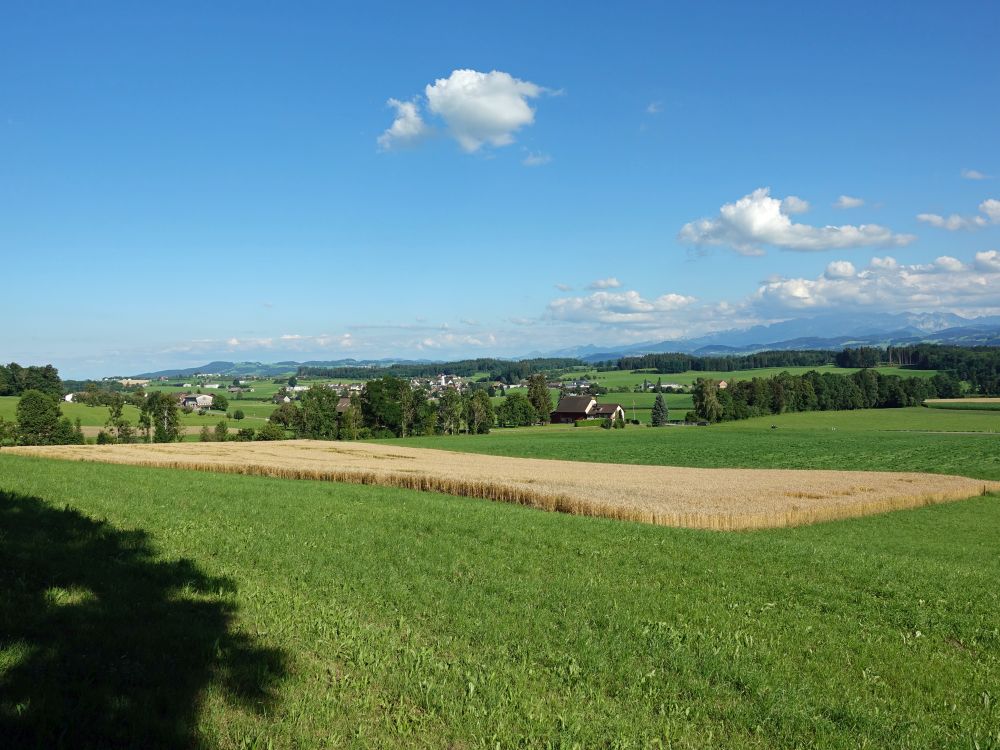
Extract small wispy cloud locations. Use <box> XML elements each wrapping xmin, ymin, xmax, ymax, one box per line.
<box><xmin>522</xmin><ymin>151</ymin><xmax>552</xmax><ymax>167</ymax></box>
<box><xmin>588</xmin><ymin>277</ymin><xmax>622</xmax><ymax>290</ymax></box>
<box><xmin>554</xmin><ymin>283</ymin><xmax>573</xmax><ymax>292</ymax></box>
<box><xmin>646</xmin><ymin>101</ymin><xmax>663</xmax><ymax>114</ymax></box>
<box><xmin>834</xmin><ymin>195</ymin><xmax>865</xmax><ymax>209</ymax></box>
<box><xmin>961</xmin><ymin>168</ymin><xmax>990</xmax><ymax>180</ymax></box>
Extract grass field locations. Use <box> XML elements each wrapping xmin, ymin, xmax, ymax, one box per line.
<box><xmin>387</xmin><ymin>407</ymin><xmax>1000</xmax><ymax>481</ymax></box>
<box><xmin>0</xmin><ymin>454</ymin><xmax>998</xmax><ymax>748</ymax></box>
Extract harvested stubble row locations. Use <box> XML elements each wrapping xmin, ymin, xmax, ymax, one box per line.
<box><xmin>8</xmin><ymin>441</ymin><xmax>997</xmax><ymax>530</ymax></box>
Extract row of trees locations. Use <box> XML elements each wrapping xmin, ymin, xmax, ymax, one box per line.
<box><xmin>615</xmin><ymin>350</ymin><xmax>834</xmax><ymax>374</ymax></box>
<box><xmin>691</xmin><ymin>369</ymin><xmax>961</xmax><ymax>423</ymax></box>
<box><xmin>297</xmin><ymin>357</ymin><xmax>582</xmax><ymax>385</ymax></box>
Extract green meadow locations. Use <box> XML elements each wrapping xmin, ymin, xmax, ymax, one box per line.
<box><xmin>0</xmin><ymin>452</ymin><xmax>997</xmax><ymax>748</ymax></box>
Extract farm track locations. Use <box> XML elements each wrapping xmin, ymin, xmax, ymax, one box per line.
<box><xmin>7</xmin><ymin>441</ymin><xmax>997</xmax><ymax>530</ymax></box>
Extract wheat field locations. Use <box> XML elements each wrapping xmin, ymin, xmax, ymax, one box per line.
<box><xmin>8</xmin><ymin>441</ymin><xmax>996</xmax><ymax>530</ymax></box>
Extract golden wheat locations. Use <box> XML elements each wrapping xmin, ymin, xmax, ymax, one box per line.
<box><xmin>7</xmin><ymin>441</ymin><xmax>996</xmax><ymax>530</ymax></box>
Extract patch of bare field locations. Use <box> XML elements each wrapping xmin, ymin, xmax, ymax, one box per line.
<box><xmin>7</xmin><ymin>441</ymin><xmax>997</xmax><ymax>530</ymax></box>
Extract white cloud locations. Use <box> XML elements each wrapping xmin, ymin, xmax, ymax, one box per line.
<box><xmin>588</xmin><ymin>277</ymin><xmax>622</xmax><ymax>290</ymax></box>
<box><xmin>554</xmin><ymin>283</ymin><xmax>573</xmax><ymax>292</ymax></box>
<box><xmin>754</xmin><ymin>254</ymin><xmax>1000</xmax><ymax>313</ymax></box>
<box><xmin>824</xmin><ymin>260</ymin><xmax>856</xmax><ymax>278</ymax></box>
<box><xmin>377</xmin><ymin>98</ymin><xmax>431</xmax><ymax>151</ymax></box>
<box><xmin>522</xmin><ymin>151</ymin><xmax>552</xmax><ymax>167</ymax></box>
<box><xmin>974</xmin><ymin>250</ymin><xmax>1000</xmax><ymax>272</ymax></box>
<box><xmin>424</xmin><ymin>69</ymin><xmax>547</xmax><ymax>153</ymax></box>
<box><xmin>646</xmin><ymin>101</ymin><xmax>663</xmax><ymax>114</ymax></box>
<box><xmin>961</xmin><ymin>168</ymin><xmax>990</xmax><ymax>180</ymax></box>
<box><xmin>548</xmin><ymin>290</ymin><xmax>696</xmax><ymax>325</ymax></box>
<box><xmin>916</xmin><ymin>212</ymin><xmax>987</xmax><ymax>230</ymax></box>
<box><xmin>834</xmin><ymin>195</ymin><xmax>865</xmax><ymax>209</ymax></box>
<box><xmin>679</xmin><ymin>188</ymin><xmax>914</xmax><ymax>256</ymax></box>
<box><xmin>917</xmin><ymin>198</ymin><xmax>999</xmax><ymax>230</ymax></box>
<box><xmin>781</xmin><ymin>195</ymin><xmax>810</xmax><ymax>214</ymax></box>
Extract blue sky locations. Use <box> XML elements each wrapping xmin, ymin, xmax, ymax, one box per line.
<box><xmin>2</xmin><ymin>1</ymin><xmax>998</xmax><ymax>377</ymax></box>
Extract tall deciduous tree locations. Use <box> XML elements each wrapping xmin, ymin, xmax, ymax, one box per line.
<box><xmin>139</xmin><ymin>391</ymin><xmax>182</xmax><ymax>443</ymax></box>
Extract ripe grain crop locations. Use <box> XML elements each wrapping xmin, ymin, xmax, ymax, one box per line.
<box><xmin>9</xmin><ymin>441</ymin><xmax>996</xmax><ymax>530</ymax></box>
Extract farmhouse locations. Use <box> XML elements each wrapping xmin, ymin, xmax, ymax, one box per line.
<box><xmin>550</xmin><ymin>396</ymin><xmax>626</xmax><ymax>424</ymax></box>
<box><xmin>273</xmin><ymin>394</ymin><xmax>292</xmax><ymax>404</ymax></box>
<box><xmin>179</xmin><ymin>394</ymin><xmax>214</xmax><ymax>409</ymax></box>
<box><xmin>336</xmin><ymin>397</ymin><xmax>352</xmax><ymax>414</ymax></box>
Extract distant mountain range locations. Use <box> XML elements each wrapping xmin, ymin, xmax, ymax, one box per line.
<box><xmin>132</xmin><ymin>358</ymin><xmax>436</xmax><ymax>379</ymax></box>
<box><xmin>130</xmin><ymin>313</ymin><xmax>1000</xmax><ymax>377</ymax></box>
<box><xmin>538</xmin><ymin>312</ymin><xmax>1000</xmax><ymax>362</ymax></box>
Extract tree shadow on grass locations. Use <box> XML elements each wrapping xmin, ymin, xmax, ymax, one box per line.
<box><xmin>0</xmin><ymin>490</ymin><xmax>287</xmax><ymax>748</ymax></box>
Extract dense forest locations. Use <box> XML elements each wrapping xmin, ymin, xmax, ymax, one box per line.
<box><xmin>297</xmin><ymin>357</ymin><xmax>582</xmax><ymax>384</ymax></box>
<box><xmin>834</xmin><ymin>345</ymin><xmax>1000</xmax><ymax>394</ymax></box>
<box><xmin>616</xmin><ymin>350</ymin><xmax>835</xmax><ymax>374</ymax></box>
<box><xmin>691</xmin><ymin>369</ymin><xmax>962</xmax><ymax>423</ymax></box>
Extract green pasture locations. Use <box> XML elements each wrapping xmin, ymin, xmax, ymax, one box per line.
<box><xmin>0</xmin><ymin>454</ymin><xmax>997</xmax><ymax>748</ymax></box>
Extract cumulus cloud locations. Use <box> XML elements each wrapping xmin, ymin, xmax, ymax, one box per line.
<box><xmin>679</xmin><ymin>188</ymin><xmax>914</xmax><ymax>256</ymax></box>
<box><xmin>834</xmin><ymin>195</ymin><xmax>865</xmax><ymax>209</ymax></box>
<box><xmin>588</xmin><ymin>277</ymin><xmax>622</xmax><ymax>290</ymax></box>
<box><xmin>974</xmin><ymin>250</ymin><xmax>1000</xmax><ymax>272</ymax></box>
<box><xmin>421</xmin><ymin>69</ymin><xmax>548</xmax><ymax>152</ymax></box>
<box><xmin>824</xmin><ymin>260</ymin><xmax>856</xmax><ymax>278</ymax></box>
<box><xmin>377</xmin><ymin>98</ymin><xmax>431</xmax><ymax>150</ymax></box>
<box><xmin>917</xmin><ymin>198</ymin><xmax>1000</xmax><ymax>230</ymax></box>
<box><xmin>961</xmin><ymin>168</ymin><xmax>990</xmax><ymax>180</ymax></box>
<box><xmin>754</xmin><ymin>253</ymin><xmax>1000</xmax><ymax>313</ymax></box>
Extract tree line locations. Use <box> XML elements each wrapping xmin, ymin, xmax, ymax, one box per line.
<box><xmin>690</xmin><ymin>369</ymin><xmax>962</xmax><ymax>423</ymax></box>
<box><xmin>0</xmin><ymin>363</ymin><xmax>63</xmax><ymax>399</ymax></box>
<box><xmin>268</xmin><ymin>374</ymin><xmax>555</xmax><ymax>440</ymax></box>
<box><xmin>297</xmin><ymin>357</ymin><xmax>582</xmax><ymax>385</ymax></box>
<box><xmin>615</xmin><ymin>350</ymin><xmax>835</xmax><ymax>374</ymax></box>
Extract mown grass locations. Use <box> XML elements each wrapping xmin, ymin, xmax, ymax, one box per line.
<box><xmin>0</xmin><ymin>454</ymin><xmax>997</xmax><ymax>748</ymax></box>
<box><xmin>389</xmin><ymin>408</ymin><xmax>1000</xmax><ymax>481</ymax></box>
<box><xmin>925</xmin><ymin>400</ymin><xmax>1000</xmax><ymax>412</ymax></box>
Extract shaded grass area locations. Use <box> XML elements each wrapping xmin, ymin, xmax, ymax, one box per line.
<box><xmin>0</xmin><ymin>485</ymin><xmax>286</xmax><ymax>748</ymax></box>
<box><xmin>0</xmin><ymin>455</ymin><xmax>998</xmax><ymax>747</ymax></box>
<box><xmin>386</xmin><ymin>408</ymin><xmax>1000</xmax><ymax>481</ymax></box>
